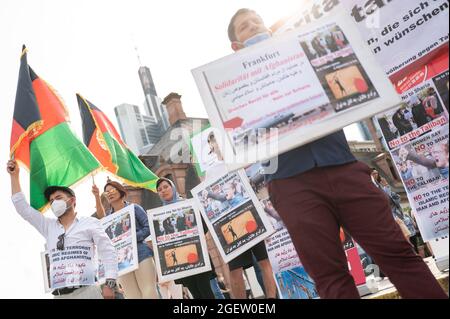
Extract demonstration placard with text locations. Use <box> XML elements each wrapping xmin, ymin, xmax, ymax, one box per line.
<box><xmin>192</xmin><ymin>170</ymin><xmax>275</xmax><ymax>263</ymax></box>
<box><xmin>98</xmin><ymin>204</ymin><xmax>139</xmax><ymax>283</ymax></box>
<box><xmin>192</xmin><ymin>10</ymin><xmax>401</xmax><ymax>170</ymax></box>
<box><xmin>147</xmin><ymin>199</ymin><xmax>212</xmax><ymax>283</ymax></box>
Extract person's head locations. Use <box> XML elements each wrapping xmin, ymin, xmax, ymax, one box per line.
<box><xmin>431</xmin><ymin>143</ymin><xmax>449</xmax><ymax>168</ymax></box>
<box><xmin>207</xmin><ymin>131</ymin><xmax>224</xmax><ymax>161</ymax></box>
<box><xmin>398</xmin><ymin>161</ymin><xmax>409</xmax><ymax>172</ymax></box>
<box><xmin>157</xmin><ymin>178</ymin><xmax>175</xmax><ymax>203</ymax></box>
<box><xmin>224</xmin><ymin>182</ymin><xmax>237</xmax><ymax>199</ymax></box>
<box><xmin>44</xmin><ymin>186</ymin><xmax>76</xmax><ymax>218</ymax></box>
<box><xmin>104</xmin><ymin>181</ymin><xmax>127</xmax><ymax>204</ymax></box>
<box><xmin>228</xmin><ymin>8</ymin><xmax>271</xmax><ymax>51</ymax></box>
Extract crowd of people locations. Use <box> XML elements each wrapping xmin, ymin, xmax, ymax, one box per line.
<box><xmin>6</xmin><ymin>7</ymin><xmax>448</xmax><ymax>300</ymax></box>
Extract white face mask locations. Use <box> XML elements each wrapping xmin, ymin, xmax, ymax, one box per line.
<box><xmin>51</xmin><ymin>199</ymin><xmax>70</xmax><ymax>218</ymax></box>
<box><xmin>243</xmin><ymin>32</ymin><xmax>271</xmax><ymax>47</ymax></box>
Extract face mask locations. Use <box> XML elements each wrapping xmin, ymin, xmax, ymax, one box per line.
<box><xmin>243</xmin><ymin>32</ymin><xmax>271</xmax><ymax>47</ymax></box>
<box><xmin>51</xmin><ymin>199</ymin><xmax>70</xmax><ymax>218</ymax></box>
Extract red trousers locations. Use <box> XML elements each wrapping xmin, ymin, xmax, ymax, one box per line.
<box><xmin>268</xmin><ymin>161</ymin><xmax>447</xmax><ymax>299</ymax></box>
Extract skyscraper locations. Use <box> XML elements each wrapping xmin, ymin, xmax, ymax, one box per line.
<box><xmin>114</xmin><ymin>65</ymin><xmax>170</xmax><ymax>155</ymax></box>
<box><xmin>138</xmin><ymin>66</ymin><xmax>170</xmax><ymax>130</ymax></box>
<box><xmin>115</xmin><ymin>103</ymin><xmax>159</xmax><ymax>155</ymax></box>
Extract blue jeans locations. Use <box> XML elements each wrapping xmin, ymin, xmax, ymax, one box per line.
<box><xmin>210</xmin><ymin>278</ymin><xmax>225</xmax><ymax>299</ymax></box>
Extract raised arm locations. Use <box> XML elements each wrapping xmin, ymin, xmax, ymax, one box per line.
<box><xmin>8</xmin><ymin>160</ymin><xmax>49</xmax><ymax>237</ymax></box>
<box><xmin>92</xmin><ymin>184</ymin><xmax>106</xmax><ymax>219</ymax></box>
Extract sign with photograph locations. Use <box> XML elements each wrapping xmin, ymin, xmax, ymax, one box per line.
<box><xmin>98</xmin><ymin>204</ymin><xmax>139</xmax><ymax>282</ymax></box>
<box><xmin>192</xmin><ymin>170</ymin><xmax>275</xmax><ymax>263</ymax></box>
<box><xmin>147</xmin><ymin>199</ymin><xmax>212</xmax><ymax>283</ymax></box>
<box><xmin>192</xmin><ymin>10</ymin><xmax>401</xmax><ymax>170</ymax></box>
<box><xmin>190</xmin><ymin>125</ymin><xmax>222</xmax><ymax>177</ymax></box>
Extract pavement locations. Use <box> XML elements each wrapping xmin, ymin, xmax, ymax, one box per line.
<box><xmin>363</xmin><ymin>257</ymin><xmax>449</xmax><ymax>299</ymax></box>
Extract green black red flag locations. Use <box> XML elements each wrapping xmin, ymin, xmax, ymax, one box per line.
<box><xmin>77</xmin><ymin>94</ymin><xmax>158</xmax><ymax>191</ymax></box>
<box><xmin>10</xmin><ymin>46</ymin><xmax>101</xmax><ymax>211</ymax></box>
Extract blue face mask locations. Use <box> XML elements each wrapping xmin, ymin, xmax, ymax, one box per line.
<box><xmin>243</xmin><ymin>32</ymin><xmax>271</xmax><ymax>47</ymax></box>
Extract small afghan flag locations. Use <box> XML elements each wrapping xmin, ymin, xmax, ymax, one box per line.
<box><xmin>10</xmin><ymin>46</ymin><xmax>101</xmax><ymax>211</ymax></box>
<box><xmin>77</xmin><ymin>94</ymin><xmax>158</xmax><ymax>191</ymax></box>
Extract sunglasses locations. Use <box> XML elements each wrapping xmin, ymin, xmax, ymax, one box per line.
<box><xmin>57</xmin><ymin>233</ymin><xmax>65</xmax><ymax>251</ymax></box>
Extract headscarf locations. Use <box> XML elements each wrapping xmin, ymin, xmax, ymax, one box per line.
<box><xmin>157</xmin><ymin>177</ymin><xmax>183</xmax><ymax>206</ymax></box>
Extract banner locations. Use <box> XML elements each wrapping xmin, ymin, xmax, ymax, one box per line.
<box><xmin>147</xmin><ymin>199</ymin><xmax>212</xmax><ymax>283</ymax></box>
<box><xmin>191</xmin><ymin>170</ymin><xmax>274</xmax><ymax>263</ymax></box>
<box><xmin>98</xmin><ymin>205</ymin><xmax>139</xmax><ymax>282</ymax></box>
<box><xmin>192</xmin><ymin>10</ymin><xmax>401</xmax><ymax>170</ymax></box>
<box><xmin>375</xmin><ymin>49</ymin><xmax>449</xmax><ymax>242</ymax></box>
<box><xmin>341</xmin><ymin>0</ymin><xmax>449</xmax><ymax>77</ymax></box>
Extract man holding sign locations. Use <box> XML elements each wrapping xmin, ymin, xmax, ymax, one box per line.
<box><xmin>226</xmin><ymin>8</ymin><xmax>446</xmax><ymax>299</ymax></box>
<box><xmin>7</xmin><ymin>160</ymin><xmax>118</xmax><ymax>299</ymax></box>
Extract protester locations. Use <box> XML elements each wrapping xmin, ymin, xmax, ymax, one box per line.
<box><xmin>7</xmin><ymin>160</ymin><xmax>118</xmax><ymax>299</ymax></box>
<box><xmin>93</xmin><ymin>180</ymin><xmax>158</xmax><ymax>299</ymax></box>
<box><xmin>156</xmin><ymin>177</ymin><xmax>223</xmax><ymax>299</ymax></box>
<box><xmin>371</xmin><ymin>169</ymin><xmax>418</xmax><ymax>250</ymax></box>
<box><xmin>226</xmin><ymin>8</ymin><xmax>447</xmax><ymax>299</ymax></box>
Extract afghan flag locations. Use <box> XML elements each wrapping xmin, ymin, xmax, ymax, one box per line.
<box><xmin>77</xmin><ymin>94</ymin><xmax>158</xmax><ymax>191</ymax></box>
<box><xmin>10</xmin><ymin>46</ymin><xmax>101</xmax><ymax>211</ymax></box>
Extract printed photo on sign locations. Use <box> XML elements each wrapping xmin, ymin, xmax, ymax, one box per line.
<box><xmin>275</xmin><ymin>267</ymin><xmax>319</xmax><ymax>300</ymax></box>
<box><xmin>152</xmin><ymin>207</ymin><xmax>198</xmax><ymax>241</ymax></box>
<box><xmin>393</xmin><ymin>126</ymin><xmax>449</xmax><ymax>192</ymax></box>
<box><xmin>157</xmin><ymin>237</ymin><xmax>206</xmax><ymax>275</ymax></box>
<box><xmin>147</xmin><ymin>199</ymin><xmax>212</xmax><ymax>282</ymax></box>
<box><xmin>377</xmin><ymin>80</ymin><xmax>448</xmax><ymax>150</ymax></box>
<box><xmin>98</xmin><ymin>205</ymin><xmax>139</xmax><ymax>282</ymax></box>
<box><xmin>190</xmin><ymin>126</ymin><xmax>224</xmax><ymax>176</ymax></box>
<box><xmin>197</xmin><ymin>171</ymin><xmax>250</xmax><ymax>223</ymax></box>
<box><xmin>245</xmin><ymin>163</ymin><xmax>284</xmax><ymax>231</ymax></box>
<box><xmin>192</xmin><ymin>11</ymin><xmax>400</xmax><ymax>170</ymax></box>
<box><xmin>192</xmin><ymin>170</ymin><xmax>274</xmax><ymax>263</ymax></box>
<box><xmin>300</xmin><ymin>24</ymin><xmax>379</xmax><ymax>112</ymax></box>
<box><xmin>213</xmin><ymin>202</ymin><xmax>265</xmax><ymax>253</ymax></box>
<box><xmin>432</xmin><ymin>71</ymin><xmax>449</xmax><ymax>112</ymax></box>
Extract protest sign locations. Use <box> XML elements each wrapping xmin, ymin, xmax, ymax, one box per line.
<box><xmin>40</xmin><ymin>251</ymin><xmax>51</xmax><ymax>293</ymax></box>
<box><xmin>341</xmin><ymin>0</ymin><xmax>449</xmax><ymax>78</ymax></box>
<box><xmin>192</xmin><ymin>10</ymin><xmax>401</xmax><ymax>170</ymax></box>
<box><xmin>192</xmin><ymin>170</ymin><xmax>274</xmax><ymax>263</ymax></box>
<box><xmin>280</xmin><ymin>0</ymin><xmax>449</xmax><ymax>243</ymax></box>
<box><xmin>98</xmin><ymin>204</ymin><xmax>139</xmax><ymax>282</ymax></box>
<box><xmin>190</xmin><ymin>125</ymin><xmax>221</xmax><ymax>177</ymax></box>
<box><xmin>275</xmin><ymin>266</ymin><xmax>319</xmax><ymax>299</ymax></box>
<box><xmin>48</xmin><ymin>245</ymin><xmax>96</xmax><ymax>290</ymax></box>
<box><xmin>147</xmin><ymin>199</ymin><xmax>211</xmax><ymax>283</ymax></box>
